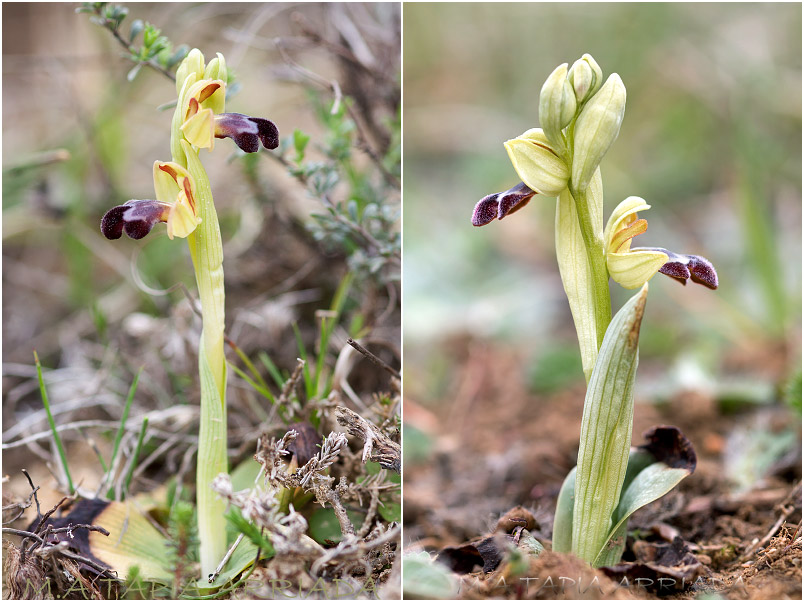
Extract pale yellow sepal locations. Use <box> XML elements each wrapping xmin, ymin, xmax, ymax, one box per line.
<box><xmin>175</xmin><ymin>48</ymin><xmax>205</xmax><ymax>95</ymax></box>
<box><xmin>569</xmin><ymin>54</ymin><xmax>603</xmax><ymax>103</ymax></box>
<box><xmin>571</xmin><ymin>73</ymin><xmax>626</xmax><ymax>193</ymax></box>
<box><xmin>181</xmin><ymin>107</ymin><xmax>216</xmax><ymax>150</ymax></box>
<box><xmin>607</xmin><ymin>249</ymin><xmax>668</xmax><ymax>289</ymax></box>
<box><xmin>505</xmin><ymin>128</ymin><xmax>569</xmax><ymax>197</ymax></box>
<box><xmin>204</xmin><ymin>52</ymin><xmax>227</xmax><ymax>82</ymax></box>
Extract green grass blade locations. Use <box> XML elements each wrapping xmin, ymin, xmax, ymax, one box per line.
<box><xmin>34</xmin><ymin>351</ymin><xmax>74</xmax><ymax>493</ymax></box>
<box><xmin>314</xmin><ymin>273</ymin><xmax>354</xmax><ymax>396</ymax></box>
<box><xmin>258</xmin><ymin>352</ymin><xmax>285</xmax><ymax>390</ymax></box>
<box><xmin>106</xmin><ymin>368</ymin><xmax>142</xmax><ymax>498</ymax></box>
<box><xmin>229</xmin><ymin>362</ymin><xmax>272</xmax><ymax>401</ymax></box>
<box><xmin>228</xmin><ymin>340</ymin><xmax>271</xmax><ymax>396</ymax></box>
<box><xmin>123</xmin><ymin>417</ymin><xmax>149</xmax><ymax>497</ymax></box>
<box><xmin>292</xmin><ymin>322</ymin><xmax>313</xmax><ymax>398</ymax></box>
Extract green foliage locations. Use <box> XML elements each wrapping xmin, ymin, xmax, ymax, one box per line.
<box><xmin>78</xmin><ymin>3</ymin><xmax>189</xmax><ymax>81</ymax></box>
<box><xmin>527</xmin><ymin>344</ymin><xmax>583</xmax><ymax>393</ymax></box>
<box><xmin>402</xmin><ymin>552</ymin><xmax>459</xmax><ymax>600</ymax></box>
<box><xmin>224</xmin><ymin>507</ymin><xmax>275</xmax><ymax>555</ymax></box>
<box><xmin>105</xmin><ymin>369</ymin><xmax>141</xmax><ymax>499</ymax></box>
<box><xmin>784</xmin><ymin>369</ymin><xmax>802</xmax><ymax>415</ymax></box>
<box><xmin>34</xmin><ymin>352</ymin><xmax>74</xmax><ymax>494</ymax></box>
<box><xmin>308</xmin><ymin>507</ymin><xmax>364</xmax><ymax>544</ymax></box>
<box><xmin>277</xmin><ymin>93</ymin><xmax>400</xmax><ymax>285</ymax></box>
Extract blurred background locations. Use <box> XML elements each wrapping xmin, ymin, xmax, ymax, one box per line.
<box><xmin>403</xmin><ymin>2</ymin><xmax>801</xmax><ymax>555</ymax></box>
<box><xmin>3</xmin><ymin>2</ymin><xmax>400</xmax><ymax>511</ymax></box>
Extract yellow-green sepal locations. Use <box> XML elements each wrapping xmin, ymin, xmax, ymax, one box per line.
<box><xmin>571</xmin><ymin>73</ymin><xmax>626</xmax><ymax>193</ymax></box>
<box><xmin>204</xmin><ymin>52</ymin><xmax>227</xmax><ymax>82</ymax></box>
<box><xmin>539</xmin><ymin>63</ymin><xmax>574</xmax><ymax>155</ymax></box>
<box><xmin>607</xmin><ymin>249</ymin><xmax>668</xmax><ymax>289</ymax></box>
<box><xmin>504</xmin><ymin>128</ymin><xmax>569</xmax><ymax>197</ymax></box>
<box><xmin>175</xmin><ymin>48</ymin><xmax>205</xmax><ymax>95</ymax></box>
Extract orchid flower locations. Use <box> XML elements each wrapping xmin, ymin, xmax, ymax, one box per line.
<box><xmin>100</xmin><ymin>161</ymin><xmax>201</xmax><ymax>241</ymax></box>
<box><xmin>178</xmin><ymin>69</ymin><xmax>279</xmax><ymax>154</ymax></box>
<box><xmin>605</xmin><ymin>196</ymin><xmax>718</xmax><ymax>290</ymax></box>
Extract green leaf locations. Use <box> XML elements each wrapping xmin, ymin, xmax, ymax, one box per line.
<box><xmin>594</xmin><ymin>460</ymin><xmax>693</xmax><ymax>567</ymax></box>
<box><xmin>572</xmin><ymin>284</ymin><xmax>647</xmax><ymax>565</ymax></box>
<box><xmin>402</xmin><ymin>552</ymin><xmax>459</xmax><ymax>600</ymax></box>
<box><xmin>126</xmin><ymin>62</ymin><xmax>142</xmax><ymax>82</ymax></box>
<box><xmin>378</xmin><ymin>500</ymin><xmax>401</xmax><ymax>522</ymax></box>
<box><xmin>293</xmin><ymin>129</ymin><xmax>311</xmax><ymax>163</ymax></box>
<box><xmin>205</xmin><ymin>537</ymin><xmax>260</xmax><ymax>590</ymax></box>
<box><xmin>128</xmin><ymin>19</ymin><xmax>143</xmax><ymax>43</ymax></box>
<box><xmin>308</xmin><ymin>508</ymin><xmax>363</xmax><ymax>544</ymax></box>
<box><xmin>225</xmin><ymin>508</ymin><xmax>274</xmax><ymax>553</ymax></box>
<box><xmin>551</xmin><ymin>467</ymin><xmax>575</xmax><ymax>553</ymax></box>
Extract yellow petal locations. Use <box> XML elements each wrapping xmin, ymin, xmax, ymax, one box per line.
<box><xmin>504</xmin><ymin>129</ymin><xmax>569</xmax><ymax>197</ymax></box>
<box><xmin>604</xmin><ymin>196</ymin><xmax>651</xmax><ymax>249</ymax></box>
<box><xmin>185</xmin><ymin>79</ymin><xmax>226</xmax><ymax>117</ymax></box>
<box><xmin>166</xmin><ymin>199</ymin><xmax>201</xmax><ymax>239</ymax></box>
<box><xmin>181</xmin><ymin>107</ymin><xmax>216</xmax><ymax>150</ymax></box>
<box><xmin>153</xmin><ymin>161</ymin><xmax>191</xmax><ymax>204</ymax></box>
<box><xmin>607</xmin><ymin>249</ymin><xmax>668</xmax><ymax>289</ymax></box>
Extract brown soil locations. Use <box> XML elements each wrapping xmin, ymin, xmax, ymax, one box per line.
<box><xmin>404</xmin><ymin>337</ymin><xmax>802</xmax><ymax>599</ymax></box>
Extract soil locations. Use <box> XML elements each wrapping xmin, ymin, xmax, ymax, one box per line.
<box><xmin>404</xmin><ymin>336</ymin><xmax>802</xmax><ymax>599</ymax></box>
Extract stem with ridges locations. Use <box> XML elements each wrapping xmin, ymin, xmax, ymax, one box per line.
<box><xmin>569</xmin><ymin>182</ymin><xmax>611</xmax><ymax>348</ymax></box>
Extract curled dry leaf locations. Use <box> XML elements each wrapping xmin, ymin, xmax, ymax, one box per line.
<box><xmin>335</xmin><ymin>406</ymin><xmax>401</xmax><ymax>472</ymax></box>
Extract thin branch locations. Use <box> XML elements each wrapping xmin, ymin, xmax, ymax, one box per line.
<box><xmin>346</xmin><ymin>338</ymin><xmax>400</xmax><ymax>379</ymax></box>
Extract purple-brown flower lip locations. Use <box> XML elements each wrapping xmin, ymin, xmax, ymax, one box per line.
<box><xmin>214</xmin><ymin>113</ymin><xmax>279</xmax><ymax>153</ymax></box>
<box><xmin>472</xmin><ymin>182</ymin><xmax>536</xmax><ymax>226</ymax></box>
<box><xmin>101</xmin><ymin>199</ymin><xmax>171</xmax><ymax>240</ymax></box>
<box><xmin>633</xmin><ymin>246</ymin><xmax>719</xmax><ymax>289</ymax></box>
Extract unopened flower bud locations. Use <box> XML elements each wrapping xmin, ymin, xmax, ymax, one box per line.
<box><xmin>568</xmin><ymin>54</ymin><xmax>603</xmax><ymax>103</ymax></box>
<box><xmin>504</xmin><ymin>129</ymin><xmax>569</xmax><ymax>197</ymax></box>
<box><xmin>571</xmin><ymin>73</ymin><xmax>626</xmax><ymax>192</ymax></box>
<box><xmin>176</xmin><ymin>48</ymin><xmax>205</xmax><ymax>94</ymax></box>
<box><xmin>539</xmin><ymin>63</ymin><xmax>576</xmax><ymax>154</ymax></box>
<box><xmin>204</xmin><ymin>52</ymin><xmax>227</xmax><ymax>83</ymax></box>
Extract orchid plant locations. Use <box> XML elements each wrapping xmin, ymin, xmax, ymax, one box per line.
<box><xmin>101</xmin><ymin>48</ymin><xmax>279</xmax><ymax>580</ymax></box>
<box><xmin>473</xmin><ymin>55</ymin><xmax>717</xmax><ymax>567</ymax></box>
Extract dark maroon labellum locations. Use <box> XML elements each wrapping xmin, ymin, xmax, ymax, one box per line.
<box><xmin>215</xmin><ymin>113</ymin><xmax>280</xmax><ymax>153</ymax></box>
<box><xmin>100</xmin><ymin>200</ymin><xmax>170</xmax><ymax>240</ymax></box>
<box><xmin>472</xmin><ymin>182</ymin><xmax>536</xmax><ymax>226</ymax></box>
<box><xmin>634</xmin><ymin>247</ymin><xmax>718</xmax><ymax>290</ymax></box>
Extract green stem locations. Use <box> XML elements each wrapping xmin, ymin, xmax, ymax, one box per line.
<box><xmin>569</xmin><ymin>183</ymin><xmax>612</xmax><ymax>349</ymax></box>
<box><xmin>178</xmin><ymin>136</ymin><xmax>228</xmax><ymax>579</ymax></box>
